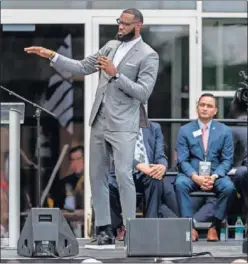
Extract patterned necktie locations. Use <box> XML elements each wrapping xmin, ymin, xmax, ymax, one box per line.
<box><xmin>202</xmin><ymin>125</ymin><xmax>208</xmax><ymax>152</ymax></box>
<box><xmin>135</xmin><ymin>130</ymin><xmax>146</xmax><ymax>163</ymax></box>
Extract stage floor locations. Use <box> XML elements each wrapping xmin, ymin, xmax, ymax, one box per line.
<box><xmin>1</xmin><ymin>239</ymin><xmax>247</xmax><ymax>263</ymax></box>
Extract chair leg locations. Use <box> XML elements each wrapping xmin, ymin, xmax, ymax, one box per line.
<box><xmin>142</xmin><ymin>194</ymin><xmax>146</xmax><ymax>217</ymax></box>
<box><xmin>225</xmin><ymin>217</ymin><xmax>229</xmax><ymax>241</ymax></box>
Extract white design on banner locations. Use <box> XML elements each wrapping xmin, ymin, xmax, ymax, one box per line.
<box><xmin>45</xmin><ymin>34</ymin><xmax>73</xmax><ymax>134</ymax></box>
<box><xmin>36</xmin><ymin>34</ymin><xmax>73</xmax><ymax>162</ymax></box>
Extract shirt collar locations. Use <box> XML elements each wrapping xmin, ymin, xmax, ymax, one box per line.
<box><xmin>121</xmin><ymin>36</ymin><xmax>142</xmax><ymax>47</ymax></box>
<box><xmin>197</xmin><ymin>119</ymin><xmax>212</xmax><ymax>130</ymax></box>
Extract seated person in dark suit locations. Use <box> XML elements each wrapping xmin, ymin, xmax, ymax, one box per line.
<box><xmin>53</xmin><ymin>146</ymin><xmax>84</xmax><ymax>235</ymax></box>
<box><xmin>175</xmin><ymin>93</ymin><xmax>235</xmax><ymax>242</ymax></box>
<box><xmin>109</xmin><ymin>121</ymin><xmax>179</xmax><ymax>240</ymax></box>
<box><xmin>228</xmin><ymin>85</ymin><xmax>248</xmax><ymax>212</ymax></box>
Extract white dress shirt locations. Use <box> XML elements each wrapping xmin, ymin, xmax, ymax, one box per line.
<box><xmin>112</xmin><ymin>36</ymin><xmax>141</xmax><ymax>67</ymax></box>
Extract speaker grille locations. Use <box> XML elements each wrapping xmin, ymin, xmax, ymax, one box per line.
<box><xmin>126</xmin><ymin>218</ymin><xmax>192</xmax><ymax>257</ymax></box>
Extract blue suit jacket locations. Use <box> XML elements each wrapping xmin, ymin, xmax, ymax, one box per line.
<box><xmin>176</xmin><ymin>120</ymin><xmax>234</xmax><ymax>178</ymax></box>
<box><xmin>109</xmin><ymin>122</ymin><xmax>168</xmax><ymax>187</ymax></box>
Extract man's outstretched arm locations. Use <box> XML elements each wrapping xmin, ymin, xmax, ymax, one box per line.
<box><xmin>24</xmin><ymin>43</ymin><xmax>112</xmax><ymax>76</ymax></box>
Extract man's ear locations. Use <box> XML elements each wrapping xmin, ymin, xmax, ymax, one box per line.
<box><xmin>215</xmin><ymin>107</ymin><xmax>218</xmax><ymax>114</ymax></box>
<box><xmin>214</xmin><ymin>108</ymin><xmax>218</xmax><ymax>117</ymax></box>
<box><xmin>196</xmin><ymin>104</ymin><xmax>199</xmax><ymax>113</ymax></box>
<box><xmin>136</xmin><ymin>22</ymin><xmax>142</xmax><ymax>31</ymax></box>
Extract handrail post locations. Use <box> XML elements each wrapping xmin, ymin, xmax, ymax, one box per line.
<box><xmin>8</xmin><ymin>108</ymin><xmax>21</xmax><ymax>248</ymax></box>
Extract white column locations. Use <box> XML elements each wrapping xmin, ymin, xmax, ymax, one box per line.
<box><xmin>8</xmin><ymin>109</ymin><xmax>21</xmax><ymax>248</ymax></box>
<box><xmin>84</xmin><ymin>16</ymin><xmax>93</xmax><ymax>238</ymax></box>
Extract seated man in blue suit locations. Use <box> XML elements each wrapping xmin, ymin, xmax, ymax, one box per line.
<box><xmin>175</xmin><ymin>93</ymin><xmax>235</xmax><ymax>242</ymax></box>
<box><xmin>109</xmin><ymin>121</ymin><xmax>179</xmax><ymax>239</ymax></box>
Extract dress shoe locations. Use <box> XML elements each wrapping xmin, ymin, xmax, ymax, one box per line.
<box><xmin>116</xmin><ymin>225</ymin><xmax>126</xmax><ymax>241</ymax></box>
<box><xmin>192</xmin><ymin>229</ymin><xmax>199</xmax><ymax>242</ymax></box>
<box><xmin>85</xmin><ymin>226</ymin><xmax>115</xmax><ymax>249</ymax></box>
<box><xmin>207</xmin><ymin>227</ymin><xmax>219</xmax><ymax>241</ymax></box>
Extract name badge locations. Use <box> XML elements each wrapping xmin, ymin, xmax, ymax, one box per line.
<box><xmin>199</xmin><ymin>161</ymin><xmax>211</xmax><ymax>176</ymax></box>
<box><xmin>193</xmin><ymin>129</ymin><xmax>202</xmax><ymax>138</ymax></box>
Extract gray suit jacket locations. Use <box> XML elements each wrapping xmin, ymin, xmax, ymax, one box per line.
<box><xmin>51</xmin><ymin>39</ymin><xmax>159</xmax><ymax>132</ymax></box>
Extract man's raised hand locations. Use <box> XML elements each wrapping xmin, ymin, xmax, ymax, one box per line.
<box><xmin>24</xmin><ymin>46</ymin><xmax>55</xmax><ymax>59</ymax></box>
<box><xmin>96</xmin><ymin>56</ymin><xmax>117</xmax><ymax>77</ymax></box>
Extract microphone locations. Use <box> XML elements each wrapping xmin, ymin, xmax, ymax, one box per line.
<box><xmin>102</xmin><ymin>47</ymin><xmax>112</xmax><ymax>57</ymax></box>
<box><xmin>96</xmin><ymin>47</ymin><xmax>112</xmax><ymax>71</ymax></box>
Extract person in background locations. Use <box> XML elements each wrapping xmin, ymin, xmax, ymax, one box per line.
<box><xmin>227</xmin><ymin>83</ymin><xmax>248</xmax><ymax>214</ymax></box>
<box><xmin>168</xmin><ymin>150</ymin><xmax>217</xmax><ymax>223</ymax></box>
<box><xmin>0</xmin><ymin>127</ymin><xmax>9</xmax><ymax>237</ymax></box>
<box><xmin>0</xmin><ymin>128</ymin><xmax>33</xmax><ymax>236</ymax></box>
<box><xmin>53</xmin><ymin>145</ymin><xmax>84</xmax><ymax>236</ymax></box>
<box><xmin>109</xmin><ymin>121</ymin><xmax>179</xmax><ymax>240</ymax></box>
<box><xmin>175</xmin><ymin>93</ymin><xmax>235</xmax><ymax>242</ymax></box>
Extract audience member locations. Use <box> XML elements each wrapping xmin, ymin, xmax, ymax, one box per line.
<box><xmin>53</xmin><ymin>145</ymin><xmax>84</xmax><ymax>236</ymax></box>
<box><xmin>0</xmin><ymin>127</ymin><xmax>9</xmax><ymax>237</ymax></box>
<box><xmin>175</xmin><ymin>93</ymin><xmax>235</xmax><ymax>242</ymax></box>
<box><xmin>109</xmin><ymin>121</ymin><xmax>179</xmax><ymax>240</ymax></box>
<box><xmin>228</xmin><ymin>87</ymin><xmax>248</xmax><ymax>213</ymax></box>
<box><xmin>170</xmin><ymin>151</ymin><xmax>217</xmax><ymax>223</ymax></box>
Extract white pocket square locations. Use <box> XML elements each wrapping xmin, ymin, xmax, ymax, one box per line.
<box><xmin>126</xmin><ymin>62</ymin><xmax>136</xmax><ymax>67</ymax></box>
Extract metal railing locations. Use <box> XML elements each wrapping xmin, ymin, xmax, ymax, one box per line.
<box><xmin>149</xmin><ymin>118</ymin><xmax>247</xmax><ymax>124</ymax></box>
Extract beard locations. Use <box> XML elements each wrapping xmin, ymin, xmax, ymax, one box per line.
<box><xmin>116</xmin><ymin>28</ymin><xmax>135</xmax><ymax>42</ymax></box>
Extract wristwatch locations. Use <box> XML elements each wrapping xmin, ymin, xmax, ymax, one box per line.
<box><xmin>112</xmin><ymin>73</ymin><xmax>120</xmax><ymax>80</ymax></box>
<box><xmin>108</xmin><ymin>73</ymin><xmax>120</xmax><ymax>83</ymax></box>
<box><xmin>49</xmin><ymin>50</ymin><xmax>56</xmax><ymax>60</ymax></box>
<box><xmin>211</xmin><ymin>174</ymin><xmax>219</xmax><ymax>179</ymax></box>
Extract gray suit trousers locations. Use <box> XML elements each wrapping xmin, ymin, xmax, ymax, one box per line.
<box><xmin>90</xmin><ymin>107</ymin><xmax>137</xmax><ymax>226</ymax></box>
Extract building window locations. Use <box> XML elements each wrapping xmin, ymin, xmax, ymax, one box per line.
<box><xmin>203</xmin><ymin>0</ymin><xmax>247</xmax><ymax>13</ymax></box>
<box><xmin>91</xmin><ymin>0</ymin><xmax>196</xmax><ymax>9</ymax></box>
<box><xmin>215</xmin><ymin>97</ymin><xmax>233</xmax><ymax>118</ymax></box>
<box><xmin>1</xmin><ymin>0</ymin><xmax>197</xmax><ymax>9</ymax></box>
<box><xmin>202</xmin><ymin>18</ymin><xmax>247</xmax><ymax>91</ymax></box>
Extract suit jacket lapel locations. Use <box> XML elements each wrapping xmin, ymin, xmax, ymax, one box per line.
<box><xmin>117</xmin><ymin>39</ymin><xmax>142</xmax><ymax>71</ymax></box>
<box><xmin>108</xmin><ymin>42</ymin><xmax>121</xmax><ymax>61</ymax></box>
<box><xmin>139</xmin><ymin>104</ymin><xmax>149</xmax><ymax>128</ymax></box>
<box><xmin>193</xmin><ymin>120</ymin><xmax>204</xmax><ymax>154</ymax></box>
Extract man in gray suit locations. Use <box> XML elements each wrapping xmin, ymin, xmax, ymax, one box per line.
<box><xmin>25</xmin><ymin>8</ymin><xmax>159</xmax><ymax>249</ymax></box>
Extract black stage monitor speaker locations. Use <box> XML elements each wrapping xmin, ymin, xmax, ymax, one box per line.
<box><xmin>17</xmin><ymin>208</ymin><xmax>79</xmax><ymax>257</ymax></box>
<box><xmin>126</xmin><ymin>218</ymin><xmax>192</xmax><ymax>257</ymax></box>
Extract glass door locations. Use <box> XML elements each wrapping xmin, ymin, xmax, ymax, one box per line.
<box><xmin>91</xmin><ymin>16</ymin><xmax>197</xmax><ymax>168</ymax></box>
